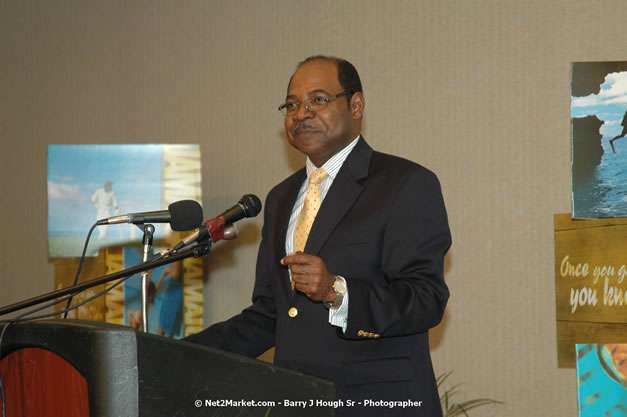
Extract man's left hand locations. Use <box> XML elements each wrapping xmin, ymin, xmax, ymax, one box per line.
<box><xmin>281</xmin><ymin>252</ymin><xmax>336</xmax><ymax>302</ymax></box>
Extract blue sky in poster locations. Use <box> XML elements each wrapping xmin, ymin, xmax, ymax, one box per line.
<box><xmin>571</xmin><ymin>71</ymin><xmax>627</xmax><ymax>138</ymax></box>
<box><xmin>47</xmin><ymin>144</ymin><xmax>163</xmax><ymax>238</ymax></box>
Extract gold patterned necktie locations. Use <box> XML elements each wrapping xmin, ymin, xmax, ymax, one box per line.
<box><xmin>293</xmin><ymin>168</ymin><xmax>329</xmax><ymax>253</ymax></box>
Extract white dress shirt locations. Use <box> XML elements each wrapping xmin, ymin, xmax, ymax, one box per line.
<box><xmin>285</xmin><ymin>136</ymin><xmax>361</xmax><ymax>333</ymax></box>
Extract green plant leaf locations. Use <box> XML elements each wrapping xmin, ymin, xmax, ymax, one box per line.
<box><xmin>438</xmin><ymin>371</ymin><xmax>502</xmax><ymax>417</ymax></box>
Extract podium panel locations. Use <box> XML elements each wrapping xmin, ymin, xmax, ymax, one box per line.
<box><xmin>0</xmin><ymin>347</ymin><xmax>89</xmax><ymax>417</ymax></box>
<box><xmin>0</xmin><ymin>320</ymin><xmax>335</xmax><ymax>417</ymax></box>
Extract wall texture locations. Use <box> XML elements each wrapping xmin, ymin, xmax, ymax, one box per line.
<box><xmin>2</xmin><ymin>1</ymin><xmax>624</xmax><ymax>414</ymax></box>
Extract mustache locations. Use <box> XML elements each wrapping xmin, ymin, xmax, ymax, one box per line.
<box><xmin>293</xmin><ymin>123</ymin><xmax>314</xmax><ymax>132</ymax></box>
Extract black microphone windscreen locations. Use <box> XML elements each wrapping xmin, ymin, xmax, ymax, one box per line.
<box><xmin>168</xmin><ymin>200</ymin><xmax>203</xmax><ymax>231</ymax></box>
<box><xmin>239</xmin><ymin>194</ymin><xmax>262</xmax><ymax>217</ymax></box>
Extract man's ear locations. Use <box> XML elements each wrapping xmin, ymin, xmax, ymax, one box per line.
<box><xmin>350</xmin><ymin>92</ymin><xmax>365</xmax><ymax>120</ymax></box>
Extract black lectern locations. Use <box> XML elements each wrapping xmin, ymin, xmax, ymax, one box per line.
<box><xmin>0</xmin><ymin>320</ymin><xmax>335</xmax><ymax>417</ymax></box>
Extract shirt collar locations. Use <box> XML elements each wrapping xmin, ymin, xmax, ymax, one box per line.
<box><xmin>305</xmin><ymin>135</ymin><xmax>361</xmax><ymax>179</ymax></box>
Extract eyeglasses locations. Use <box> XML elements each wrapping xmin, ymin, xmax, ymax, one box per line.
<box><xmin>278</xmin><ymin>91</ymin><xmax>353</xmax><ymax>116</ymax></box>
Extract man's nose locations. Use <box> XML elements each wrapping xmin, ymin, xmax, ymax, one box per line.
<box><xmin>293</xmin><ymin>101</ymin><xmax>314</xmax><ymax>119</ymax></box>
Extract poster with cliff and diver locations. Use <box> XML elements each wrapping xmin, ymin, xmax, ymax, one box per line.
<box><xmin>571</xmin><ymin>62</ymin><xmax>627</xmax><ymax>218</ymax></box>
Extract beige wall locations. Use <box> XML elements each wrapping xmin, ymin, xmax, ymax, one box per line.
<box><xmin>2</xmin><ymin>0</ymin><xmax>622</xmax><ymax>414</ymax></box>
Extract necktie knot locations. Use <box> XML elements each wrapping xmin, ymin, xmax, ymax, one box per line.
<box><xmin>309</xmin><ymin>168</ymin><xmax>328</xmax><ymax>185</ymax></box>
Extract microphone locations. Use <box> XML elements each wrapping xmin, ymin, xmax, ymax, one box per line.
<box><xmin>168</xmin><ymin>194</ymin><xmax>262</xmax><ymax>252</ymax></box>
<box><xmin>96</xmin><ymin>200</ymin><xmax>203</xmax><ymax>231</ymax></box>
<box><xmin>221</xmin><ymin>194</ymin><xmax>263</xmax><ymax>225</ymax></box>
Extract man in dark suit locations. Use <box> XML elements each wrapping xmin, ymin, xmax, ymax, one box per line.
<box><xmin>185</xmin><ymin>55</ymin><xmax>451</xmax><ymax>416</ymax></box>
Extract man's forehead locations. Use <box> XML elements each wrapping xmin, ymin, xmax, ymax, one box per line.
<box><xmin>287</xmin><ymin>60</ymin><xmax>340</xmax><ymax>96</ymax></box>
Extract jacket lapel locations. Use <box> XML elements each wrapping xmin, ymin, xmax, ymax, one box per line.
<box><xmin>304</xmin><ymin>138</ymin><xmax>373</xmax><ymax>256</ymax></box>
<box><xmin>272</xmin><ymin>169</ymin><xmax>306</xmax><ymax>294</ymax></box>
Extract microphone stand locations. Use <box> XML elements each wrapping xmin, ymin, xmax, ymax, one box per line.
<box><xmin>0</xmin><ymin>240</ymin><xmax>213</xmax><ymax>318</ymax></box>
<box><xmin>138</xmin><ymin>224</ymin><xmax>155</xmax><ymax>333</ymax></box>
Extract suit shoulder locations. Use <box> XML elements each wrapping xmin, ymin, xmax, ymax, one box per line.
<box><xmin>370</xmin><ymin>150</ymin><xmax>440</xmax><ymax>183</ymax></box>
<box><xmin>263</xmin><ymin>169</ymin><xmax>306</xmax><ymax>212</ymax></box>
<box><xmin>268</xmin><ymin>169</ymin><xmax>305</xmax><ymax>194</ymax></box>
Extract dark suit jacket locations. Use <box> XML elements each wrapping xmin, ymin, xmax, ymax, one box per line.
<box><xmin>185</xmin><ymin>138</ymin><xmax>451</xmax><ymax>417</ymax></box>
